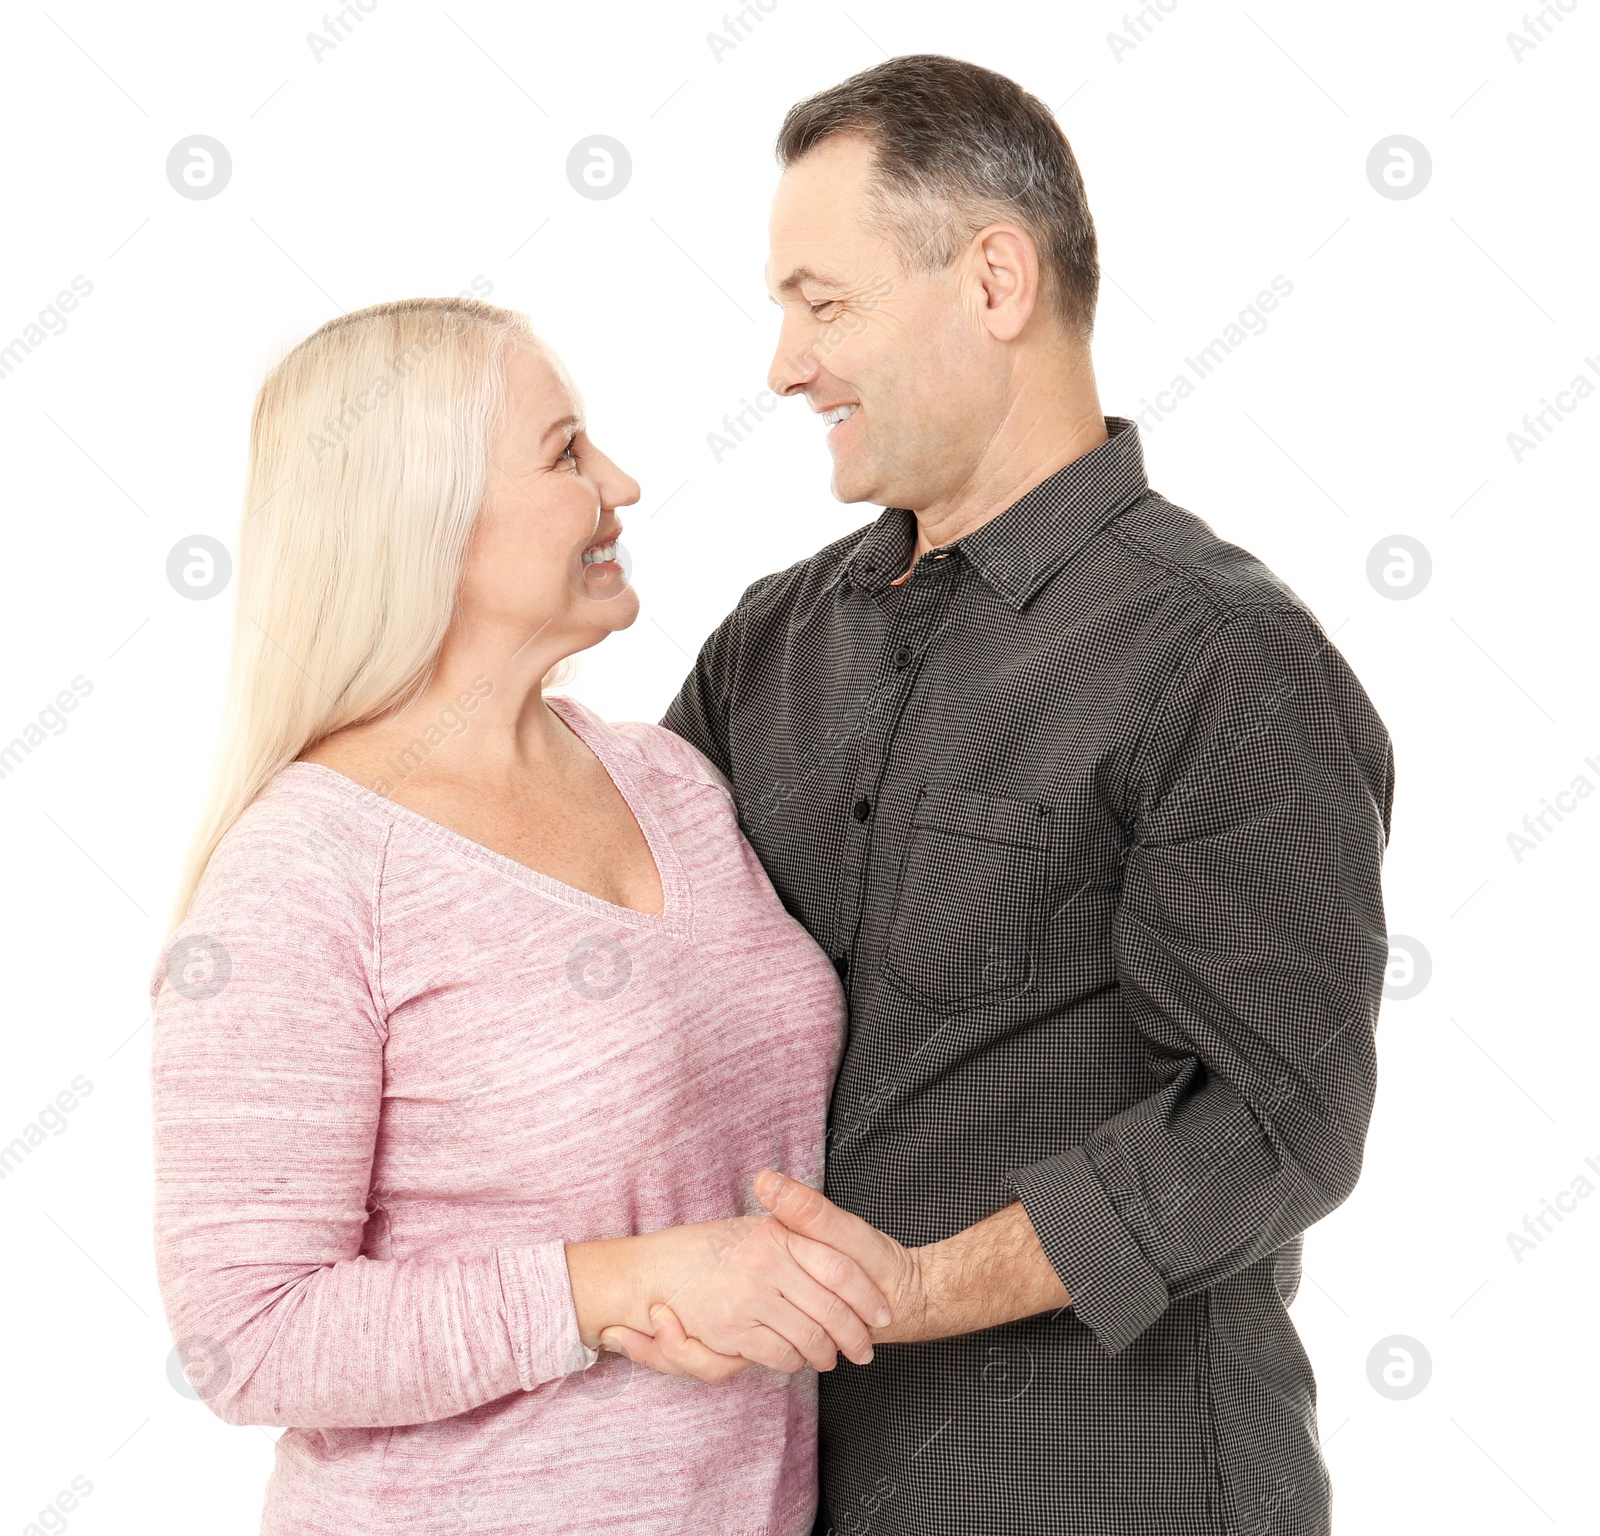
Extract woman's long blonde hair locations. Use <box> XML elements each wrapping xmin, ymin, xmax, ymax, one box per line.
<box><xmin>167</xmin><ymin>296</ymin><xmax>540</xmax><ymax>933</ymax></box>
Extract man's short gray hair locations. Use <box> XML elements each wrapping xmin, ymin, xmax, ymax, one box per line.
<box><xmin>776</xmin><ymin>55</ymin><xmax>1100</xmax><ymax>341</ymax></box>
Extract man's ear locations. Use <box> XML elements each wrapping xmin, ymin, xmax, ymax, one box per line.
<box><xmin>968</xmin><ymin>223</ymin><xmax>1042</xmax><ymax>342</ymax></box>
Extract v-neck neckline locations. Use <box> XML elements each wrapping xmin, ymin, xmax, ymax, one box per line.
<box><xmin>284</xmin><ymin>693</ymin><xmax>691</xmax><ymax>935</ymax></box>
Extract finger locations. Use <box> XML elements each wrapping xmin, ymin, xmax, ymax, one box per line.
<box><xmin>772</xmin><ymin>1259</ymin><xmax>877</xmax><ymax>1365</ymax></box>
<box><xmin>785</xmin><ymin>1231</ymin><xmax>895</xmax><ymax>1333</ymax></box>
<box><xmin>649</xmin><ymin>1305</ymin><xmax>752</xmax><ymax>1385</ymax></box>
<box><xmin>731</xmin><ymin>1322</ymin><xmax>811</xmax><ymax>1374</ymax></box>
<box><xmin>746</xmin><ymin>1294</ymin><xmax>842</xmax><ymax>1373</ymax></box>
<box><xmin>599</xmin><ymin>1325</ymin><xmax>679</xmax><ymax>1375</ymax></box>
<box><xmin>754</xmin><ymin>1172</ymin><xmax>900</xmax><ymax>1300</ymax></box>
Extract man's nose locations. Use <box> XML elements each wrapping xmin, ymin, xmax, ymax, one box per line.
<box><xmin>767</xmin><ymin>315</ymin><xmax>819</xmax><ymax>397</ymax></box>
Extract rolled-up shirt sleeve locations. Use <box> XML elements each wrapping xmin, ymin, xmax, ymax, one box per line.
<box><xmin>1009</xmin><ymin>604</ymin><xmax>1395</xmax><ymax>1355</ymax></box>
<box><xmin>151</xmin><ymin>816</ymin><xmax>592</xmax><ymax>1429</ymax></box>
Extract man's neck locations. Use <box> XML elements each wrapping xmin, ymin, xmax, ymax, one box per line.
<box><xmin>904</xmin><ymin>368</ymin><xmax>1108</xmax><ymax>567</ymax></box>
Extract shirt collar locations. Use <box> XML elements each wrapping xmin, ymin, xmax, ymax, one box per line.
<box><xmin>834</xmin><ymin>416</ymin><xmax>1149</xmax><ymax>610</ymax></box>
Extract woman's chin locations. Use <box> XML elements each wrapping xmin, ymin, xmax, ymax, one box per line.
<box><xmin>587</xmin><ymin>578</ymin><xmax>641</xmax><ymax>628</ymax></box>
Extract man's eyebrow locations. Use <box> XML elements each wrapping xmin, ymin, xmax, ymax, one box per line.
<box><xmin>771</xmin><ymin>265</ymin><xmax>842</xmax><ymax>296</ymax></box>
<box><xmin>541</xmin><ymin>414</ymin><xmax>582</xmax><ymax>444</ymax></box>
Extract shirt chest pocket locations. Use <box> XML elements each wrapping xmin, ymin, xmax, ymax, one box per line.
<box><xmin>881</xmin><ymin>783</ymin><xmax>1052</xmax><ymax>1013</ymax></box>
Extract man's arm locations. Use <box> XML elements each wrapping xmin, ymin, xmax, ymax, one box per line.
<box><xmin>760</xmin><ymin>604</ymin><xmax>1394</xmax><ymax>1354</ymax></box>
<box><xmin>1006</xmin><ymin>604</ymin><xmax>1393</xmax><ymax>1354</ymax></box>
<box><xmin>755</xmin><ymin>1174</ymin><xmax>1068</xmax><ymax>1343</ymax></box>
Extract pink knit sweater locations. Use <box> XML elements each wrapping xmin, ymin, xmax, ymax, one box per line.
<box><xmin>150</xmin><ymin>695</ymin><xmax>846</xmax><ymax>1534</ymax></box>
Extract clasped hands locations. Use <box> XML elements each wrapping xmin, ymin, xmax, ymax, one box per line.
<box><xmin>570</xmin><ymin>1170</ymin><xmax>926</xmax><ymax>1383</ymax></box>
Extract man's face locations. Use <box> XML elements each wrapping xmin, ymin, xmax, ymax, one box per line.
<box><xmin>765</xmin><ymin>135</ymin><xmax>1006</xmax><ymax>512</ymax></box>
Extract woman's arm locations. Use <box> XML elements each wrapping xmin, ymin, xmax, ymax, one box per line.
<box><xmin>152</xmin><ymin>822</ymin><xmax>588</xmax><ymax>1429</ymax></box>
<box><xmin>154</xmin><ymin>814</ymin><xmax>889</xmax><ymax>1426</ymax></box>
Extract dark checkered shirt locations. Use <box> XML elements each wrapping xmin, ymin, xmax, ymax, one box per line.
<box><xmin>662</xmin><ymin>416</ymin><xmax>1394</xmax><ymax>1536</ymax></box>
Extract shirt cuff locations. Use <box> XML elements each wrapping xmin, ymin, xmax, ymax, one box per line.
<box><xmin>497</xmin><ymin>1241</ymin><xmax>598</xmax><ymax>1389</ymax></box>
<box><xmin>1008</xmin><ymin>1145</ymin><xmax>1170</xmax><ymax>1356</ymax></box>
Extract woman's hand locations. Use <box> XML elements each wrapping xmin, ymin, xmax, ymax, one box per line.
<box><xmin>593</xmin><ymin>1176</ymin><xmax>933</xmax><ymax>1379</ymax></box>
<box><xmin>597</xmin><ymin>1304</ymin><xmax>749</xmax><ymax>1383</ymax></box>
<box><xmin>565</xmin><ymin>1202</ymin><xmax>894</xmax><ymax>1381</ymax></box>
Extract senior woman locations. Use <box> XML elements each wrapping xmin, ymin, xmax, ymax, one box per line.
<box><xmin>150</xmin><ymin>297</ymin><xmax>896</xmax><ymax>1534</ymax></box>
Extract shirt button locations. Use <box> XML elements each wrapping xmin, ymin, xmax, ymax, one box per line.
<box><xmin>893</xmin><ymin>646</ymin><xmax>912</xmax><ymax>670</ymax></box>
<box><xmin>852</xmin><ymin>798</ymin><xmax>872</xmax><ymax>822</ymax></box>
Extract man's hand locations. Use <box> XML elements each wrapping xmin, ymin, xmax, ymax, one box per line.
<box><xmin>752</xmin><ymin>1170</ymin><xmax>931</xmax><ymax>1343</ymax></box>
<box><xmin>753</xmin><ymin>1169</ymin><xmax>1071</xmax><ymax>1345</ymax></box>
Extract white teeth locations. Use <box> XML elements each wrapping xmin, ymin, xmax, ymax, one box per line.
<box><xmin>582</xmin><ymin>541</ymin><xmax>617</xmax><ymax>566</ymax></box>
<box><xmin>821</xmin><ymin>404</ymin><xmax>858</xmax><ymax>426</ymax></box>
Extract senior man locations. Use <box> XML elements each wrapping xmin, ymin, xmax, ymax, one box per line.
<box><xmin>662</xmin><ymin>55</ymin><xmax>1394</xmax><ymax>1536</ymax></box>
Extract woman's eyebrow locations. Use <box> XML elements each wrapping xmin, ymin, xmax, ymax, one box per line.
<box><xmin>541</xmin><ymin>414</ymin><xmax>583</xmax><ymax>445</ymax></box>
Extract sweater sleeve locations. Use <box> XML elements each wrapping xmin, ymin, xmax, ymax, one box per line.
<box><xmin>150</xmin><ymin>790</ymin><xmax>594</xmax><ymax>1429</ymax></box>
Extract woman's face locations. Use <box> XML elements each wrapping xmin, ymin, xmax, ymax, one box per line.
<box><xmin>456</xmin><ymin>337</ymin><xmax>641</xmax><ymax>660</ymax></box>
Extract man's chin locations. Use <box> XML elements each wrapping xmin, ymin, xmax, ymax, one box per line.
<box><xmin>828</xmin><ymin>457</ymin><xmax>885</xmax><ymax>508</ymax></box>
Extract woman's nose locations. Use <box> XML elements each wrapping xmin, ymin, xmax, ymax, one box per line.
<box><xmin>602</xmin><ymin>462</ymin><xmax>640</xmax><ymax>511</ymax></box>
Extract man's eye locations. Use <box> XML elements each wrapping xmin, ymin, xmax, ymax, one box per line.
<box><xmin>558</xmin><ymin>436</ymin><xmax>578</xmax><ymax>462</ymax></box>
<box><xmin>809</xmin><ymin>300</ymin><xmax>842</xmax><ymax>318</ymax></box>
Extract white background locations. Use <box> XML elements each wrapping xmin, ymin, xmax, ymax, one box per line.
<box><xmin>1</xmin><ymin>1</ymin><xmax>1596</xmax><ymax>1531</ymax></box>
